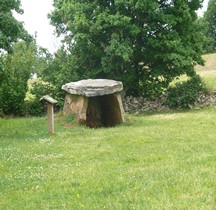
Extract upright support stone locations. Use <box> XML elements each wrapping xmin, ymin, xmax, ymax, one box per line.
<box><xmin>100</xmin><ymin>93</ymin><xmax>125</xmax><ymax>126</ymax></box>
<box><xmin>62</xmin><ymin>79</ymin><xmax>124</xmax><ymax>128</ymax></box>
<box><xmin>63</xmin><ymin>94</ymin><xmax>88</xmax><ymax>124</ymax></box>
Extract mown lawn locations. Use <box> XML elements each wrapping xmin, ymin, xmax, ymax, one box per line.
<box><xmin>1</xmin><ymin>106</ymin><xmax>216</xmax><ymax>209</ymax></box>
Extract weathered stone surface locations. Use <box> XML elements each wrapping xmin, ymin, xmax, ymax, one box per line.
<box><xmin>122</xmin><ymin>90</ymin><xmax>216</xmax><ymax>114</ymax></box>
<box><xmin>63</xmin><ymin>93</ymin><xmax>124</xmax><ymax>128</ymax></box>
<box><xmin>63</xmin><ymin>94</ymin><xmax>88</xmax><ymax>124</ymax></box>
<box><xmin>62</xmin><ymin>79</ymin><xmax>123</xmax><ymax>97</ymax></box>
<box><xmin>62</xmin><ymin>79</ymin><xmax>124</xmax><ymax>128</ymax></box>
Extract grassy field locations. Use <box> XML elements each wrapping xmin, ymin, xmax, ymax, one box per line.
<box><xmin>1</xmin><ymin>108</ymin><xmax>216</xmax><ymax>209</ymax></box>
<box><xmin>196</xmin><ymin>53</ymin><xmax>216</xmax><ymax>72</ymax></box>
<box><xmin>1</xmin><ymin>53</ymin><xmax>216</xmax><ymax>209</ymax></box>
<box><xmin>171</xmin><ymin>53</ymin><xmax>216</xmax><ymax>89</ymax></box>
<box><xmin>196</xmin><ymin>53</ymin><xmax>216</xmax><ymax>90</ymax></box>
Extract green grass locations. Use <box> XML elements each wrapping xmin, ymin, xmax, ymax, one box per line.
<box><xmin>171</xmin><ymin>53</ymin><xmax>216</xmax><ymax>90</ymax></box>
<box><xmin>1</xmin><ymin>107</ymin><xmax>216</xmax><ymax>209</ymax></box>
<box><xmin>1</xmin><ymin>53</ymin><xmax>215</xmax><ymax>209</ymax></box>
<box><xmin>171</xmin><ymin>69</ymin><xmax>216</xmax><ymax>90</ymax></box>
<box><xmin>198</xmin><ymin>70</ymin><xmax>216</xmax><ymax>90</ymax></box>
<box><xmin>170</xmin><ymin>70</ymin><xmax>216</xmax><ymax>91</ymax></box>
<box><xmin>196</xmin><ymin>53</ymin><xmax>216</xmax><ymax>90</ymax></box>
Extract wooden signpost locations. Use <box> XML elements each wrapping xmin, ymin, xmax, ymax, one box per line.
<box><xmin>40</xmin><ymin>95</ymin><xmax>58</xmax><ymax>135</ymax></box>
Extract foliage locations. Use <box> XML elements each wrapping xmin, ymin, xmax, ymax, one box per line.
<box><xmin>198</xmin><ymin>0</ymin><xmax>216</xmax><ymax>53</ymax></box>
<box><xmin>50</xmin><ymin>0</ymin><xmax>204</xmax><ymax>97</ymax></box>
<box><xmin>25</xmin><ymin>81</ymin><xmax>53</xmax><ymax>116</ymax></box>
<box><xmin>196</xmin><ymin>17</ymin><xmax>215</xmax><ymax>54</ymax></box>
<box><xmin>0</xmin><ymin>41</ymin><xmax>50</xmax><ymax>116</ymax></box>
<box><xmin>42</xmin><ymin>47</ymin><xmax>78</xmax><ymax>91</ymax></box>
<box><xmin>202</xmin><ymin>0</ymin><xmax>216</xmax><ymax>53</ymax></box>
<box><xmin>0</xmin><ymin>0</ymin><xmax>30</xmax><ymax>52</ymax></box>
<box><xmin>166</xmin><ymin>75</ymin><xmax>205</xmax><ymax>109</ymax></box>
<box><xmin>35</xmin><ymin>47</ymin><xmax>79</xmax><ymax>111</ymax></box>
<box><xmin>1</xmin><ymin>107</ymin><xmax>216</xmax><ymax>208</ymax></box>
<box><xmin>26</xmin><ymin>80</ymin><xmax>62</xmax><ymax>116</ymax></box>
<box><xmin>26</xmin><ymin>48</ymin><xmax>72</xmax><ymax>116</ymax></box>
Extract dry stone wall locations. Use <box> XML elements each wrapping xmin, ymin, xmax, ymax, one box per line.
<box><xmin>122</xmin><ymin>91</ymin><xmax>216</xmax><ymax>114</ymax></box>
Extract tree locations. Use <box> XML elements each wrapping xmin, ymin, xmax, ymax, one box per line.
<box><xmin>50</xmin><ymin>0</ymin><xmax>204</xmax><ymax>97</ymax></box>
<box><xmin>42</xmin><ymin>47</ymin><xmax>78</xmax><ymax>91</ymax></box>
<box><xmin>202</xmin><ymin>0</ymin><xmax>216</xmax><ymax>53</ymax></box>
<box><xmin>29</xmin><ymin>47</ymin><xmax>77</xmax><ymax>113</ymax></box>
<box><xmin>0</xmin><ymin>0</ymin><xmax>30</xmax><ymax>52</ymax></box>
<box><xmin>0</xmin><ymin>41</ymin><xmax>49</xmax><ymax>116</ymax></box>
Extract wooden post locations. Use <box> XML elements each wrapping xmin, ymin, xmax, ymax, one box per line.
<box><xmin>40</xmin><ymin>95</ymin><xmax>58</xmax><ymax>135</ymax></box>
<box><xmin>47</xmin><ymin>103</ymin><xmax>54</xmax><ymax>134</ymax></box>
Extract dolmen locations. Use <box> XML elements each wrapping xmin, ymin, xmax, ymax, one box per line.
<box><xmin>62</xmin><ymin>79</ymin><xmax>125</xmax><ymax>128</ymax></box>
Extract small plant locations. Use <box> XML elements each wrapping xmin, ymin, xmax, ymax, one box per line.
<box><xmin>64</xmin><ymin>113</ymin><xmax>75</xmax><ymax>123</ymax></box>
<box><xmin>166</xmin><ymin>75</ymin><xmax>206</xmax><ymax>109</ymax></box>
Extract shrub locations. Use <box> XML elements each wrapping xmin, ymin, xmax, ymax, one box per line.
<box><xmin>0</xmin><ymin>79</ymin><xmax>28</xmax><ymax>116</ymax></box>
<box><xmin>25</xmin><ymin>80</ymin><xmax>60</xmax><ymax>116</ymax></box>
<box><xmin>166</xmin><ymin>75</ymin><xmax>205</xmax><ymax>109</ymax></box>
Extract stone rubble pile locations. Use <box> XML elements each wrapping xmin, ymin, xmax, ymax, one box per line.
<box><xmin>195</xmin><ymin>90</ymin><xmax>216</xmax><ymax>107</ymax></box>
<box><xmin>122</xmin><ymin>91</ymin><xmax>216</xmax><ymax>114</ymax></box>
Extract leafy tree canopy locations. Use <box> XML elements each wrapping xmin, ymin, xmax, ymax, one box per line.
<box><xmin>0</xmin><ymin>40</ymin><xmax>50</xmax><ymax>116</ymax></box>
<box><xmin>202</xmin><ymin>0</ymin><xmax>216</xmax><ymax>53</ymax></box>
<box><xmin>50</xmin><ymin>0</ymin><xmax>204</xmax><ymax>97</ymax></box>
<box><xmin>0</xmin><ymin>0</ymin><xmax>30</xmax><ymax>52</ymax></box>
